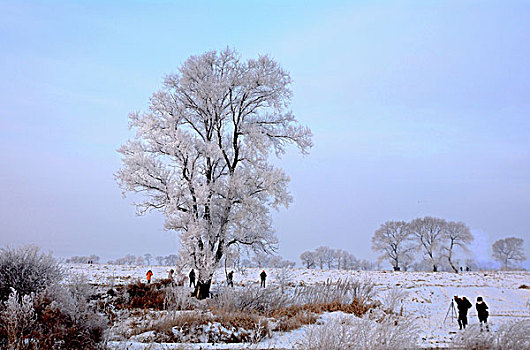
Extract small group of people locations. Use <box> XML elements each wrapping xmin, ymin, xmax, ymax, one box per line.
<box><xmin>454</xmin><ymin>295</ymin><xmax>490</xmax><ymax>331</ymax></box>
<box><xmin>147</xmin><ymin>268</ymin><xmax>269</xmax><ymax>289</ymax></box>
<box><xmin>145</xmin><ymin>268</ymin><xmax>175</xmax><ymax>284</ymax></box>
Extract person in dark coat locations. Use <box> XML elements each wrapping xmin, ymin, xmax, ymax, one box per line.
<box><xmin>260</xmin><ymin>270</ymin><xmax>267</xmax><ymax>288</ymax></box>
<box><xmin>189</xmin><ymin>269</ymin><xmax>196</xmax><ymax>288</ymax></box>
<box><xmin>227</xmin><ymin>270</ymin><xmax>234</xmax><ymax>287</ymax></box>
<box><xmin>476</xmin><ymin>296</ymin><xmax>489</xmax><ymax>332</ymax></box>
<box><xmin>454</xmin><ymin>296</ymin><xmax>472</xmax><ymax>330</ymax></box>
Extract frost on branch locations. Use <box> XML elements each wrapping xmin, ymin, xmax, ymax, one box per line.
<box><xmin>117</xmin><ymin>48</ymin><xmax>312</xmax><ymax>297</ymax></box>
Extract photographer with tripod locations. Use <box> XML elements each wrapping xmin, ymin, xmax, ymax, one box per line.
<box><xmin>454</xmin><ymin>295</ymin><xmax>472</xmax><ymax>330</ymax></box>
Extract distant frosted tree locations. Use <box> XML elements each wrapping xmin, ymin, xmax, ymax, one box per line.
<box><xmin>268</xmin><ymin>255</ymin><xmax>296</xmax><ymax>268</ymax></box>
<box><xmin>334</xmin><ymin>249</ymin><xmax>356</xmax><ymax>270</ymax></box>
<box><xmin>315</xmin><ymin>246</ymin><xmax>335</xmax><ymax>269</ymax></box>
<box><xmin>409</xmin><ymin>216</ymin><xmax>447</xmax><ymax>272</ymax></box>
<box><xmin>117</xmin><ymin>48</ymin><xmax>312</xmax><ymax>298</ymax></box>
<box><xmin>144</xmin><ymin>253</ymin><xmax>152</xmax><ymax>265</ymax></box>
<box><xmin>371</xmin><ymin>221</ymin><xmax>414</xmax><ymax>271</ymax></box>
<box><xmin>492</xmin><ymin>237</ymin><xmax>527</xmax><ymax>268</ymax></box>
<box><xmin>163</xmin><ymin>254</ymin><xmax>179</xmax><ymax>266</ymax></box>
<box><xmin>300</xmin><ymin>251</ymin><xmax>316</xmax><ymax>269</ymax></box>
<box><xmin>442</xmin><ymin>221</ymin><xmax>473</xmax><ymax>273</ymax></box>
<box><xmin>135</xmin><ymin>256</ymin><xmax>145</xmax><ymax>266</ymax></box>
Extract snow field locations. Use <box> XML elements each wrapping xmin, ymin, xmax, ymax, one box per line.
<box><xmin>66</xmin><ymin>264</ymin><xmax>529</xmax><ymax>349</ymax></box>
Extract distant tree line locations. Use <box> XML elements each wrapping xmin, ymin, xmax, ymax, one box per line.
<box><xmin>299</xmin><ymin>246</ymin><xmax>378</xmax><ymax>271</ymax></box>
<box><xmin>64</xmin><ymin>254</ymin><xmax>100</xmax><ymax>264</ymax></box>
<box><xmin>371</xmin><ymin>216</ymin><xmax>527</xmax><ymax>272</ymax></box>
<box><xmin>107</xmin><ymin>253</ymin><xmax>179</xmax><ymax>266</ymax></box>
<box><xmin>371</xmin><ymin>217</ymin><xmax>473</xmax><ymax>272</ymax></box>
<box><xmin>65</xmin><ymin>253</ymin><xmax>180</xmax><ymax>266</ymax></box>
<box><xmin>240</xmin><ymin>251</ymin><xmax>296</xmax><ymax>269</ymax></box>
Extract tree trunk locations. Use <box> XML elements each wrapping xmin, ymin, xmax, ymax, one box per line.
<box><xmin>448</xmin><ymin>257</ymin><xmax>459</xmax><ymax>273</ymax></box>
<box><xmin>193</xmin><ymin>280</ymin><xmax>212</xmax><ymax>299</ymax></box>
<box><xmin>393</xmin><ymin>266</ymin><xmax>401</xmax><ymax>271</ymax></box>
<box><xmin>432</xmin><ymin>265</ymin><xmax>438</xmax><ymax>272</ymax></box>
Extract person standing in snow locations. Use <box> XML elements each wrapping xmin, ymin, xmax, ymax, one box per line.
<box><xmin>227</xmin><ymin>270</ymin><xmax>234</xmax><ymax>287</ymax></box>
<box><xmin>260</xmin><ymin>270</ymin><xmax>267</xmax><ymax>288</ymax></box>
<box><xmin>476</xmin><ymin>296</ymin><xmax>489</xmax><ymax>332</ymax></box>
<box><xmin>454</xmin><ymin>296</ymin><xmax>472</xmax><ymax>330</ymax></box>
<box><xmin>146</xmin><ymin>269</ymin><xmax>153</xmax><ymax>284</ymax></box>
<box><xmin>189</xmin><ymin>269</ymin><xmax>196</xmax><ymax>288</ymax></box>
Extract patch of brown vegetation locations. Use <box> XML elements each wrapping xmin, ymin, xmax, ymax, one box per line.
<box><xmin>268</xmin><ymin>298</ymin><xmax>374</xmax><ymax>319</ymax></box>
<box><xmin>518</xmin><ymin>284</ymin><xmax>530</xmax><ymax>289</ymax></box>
<box><xmin>112</xmin><ymin>280</ymin><xmax>171</xmax><ymax>310</ymax></box>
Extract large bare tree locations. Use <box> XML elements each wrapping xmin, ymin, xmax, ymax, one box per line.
<box><xmin>409</xmin><ymin>216</ymin><xmax>446</xmax><ymax>272</ymax></box>
<box><xmin>117</xmin><ymin>49</ymin><xmax>312</xmax><ymax>298</ymax></box>
<box><xmin>492</xmin><ymin>237</ymin><xmax>526</xmax><ymax>269</ymax></box>
<box><xmin>371</xmin><ymin>220</ymin><xmax>414</xmax><ymax>271</ymax></box>
<box><xmin>442</xmin><ymin>221</ymin><xmax>473</xmax><ymax>273</ymax></box>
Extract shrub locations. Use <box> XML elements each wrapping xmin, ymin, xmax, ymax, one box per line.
<box><xmin>380</xmin><ymin>288</ymin><xmax>408</xmax><ymax>315</ymax></box>
<box><xmin>0</xmin><ymin>247</ymin><xmax>107</xmax><ymax>350</ymax></box>
<box><xmin>111</xmin><ymin>279</ymin><xmax>193</xmax><ymax>310</ymax></box>
<box><xmin>297</xmin><ymin>314</ymin><xmax>419</xmax><ymax>350</ymax></box>
<box><xmin>0</xmin><ymin>289</ymin><xmax>36</xmax><ymax>349</ymax></box>
<box><xmin>32</xmin><ymin>284</ymin><xmax>107</xmax><ymax>350</ymax></box>
<box><xmin>130</xmin><ymin>311</ymin><xmax>269</xmax><ymax>343</ymax></box>
<box><xmin>0</xmin><ymin>245</ymin><xmax>64</xmax><ymax>302</ymax></box>
<box><xmin>451</xmin><ymin>320</ymin><xmax>530</xmax><ymax>350</ymax></box>
<box><xmin>292</xmin><ymin>278</ymin><xmax>376</xmax><ymax>307</ymax></box>
<box><xmin>209</xmin><ymin>286</ymin><xmax>291</xmax><ymax>314</ymax></box>
<box><xmin>164</xmin><ymin>286</ymin><xmax>199</xmax><ymax>311</ymax></box>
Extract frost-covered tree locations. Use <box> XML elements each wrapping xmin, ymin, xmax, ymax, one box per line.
<box><xmin>442</xmin><ymin>221</ymin><xmax>473</xmax><ymax>273</ymax></box>
<box><xmin>135</xmin><ymin>256</ymin><xmax>145</xmax><ymax>266</ymax></box>
<box><xmin>492</xmin><ymin>237</ymin><xmax>527</xmax><ymax>269</ymax></box>
<box><xmin>371</xmin><ymin>221</ymin><xmax>414</xmax><ymax>271</ymax></box>
<box><xmin>314</xmin><ymin>246</ymin><xmax>335</xmax><ymax>269</ymax></box>
<box><xmin>409</xmin><ymin>216</ymin><xmax>447</xmax><ymax>272</ymax></box>
<box><xmin>117</xmin><ymin>48</ymin><xmax>312</xmax><ymax>298</ymax></box>
<box><xmin>334</xmin><ymin>249</ymin><xmax>357</xmax><ymax>270</ymax></box>
<box><xmin>144</xmin><ymin>253</ymin><xmax>153</xmax><ymax>265</ymax></box>
<box><xmin>300</xmin><ymin>251</ymin><xmax>316</xmax><ymax>269</ymax></box>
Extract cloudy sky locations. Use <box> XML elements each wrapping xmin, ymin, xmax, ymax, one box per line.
<box><xmin>1</xmin><ymin>0</ymin><xmax>529</xmax><ymax>265</ymax></box>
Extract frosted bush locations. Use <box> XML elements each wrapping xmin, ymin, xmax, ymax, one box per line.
<box><xmin>275</xmin><ymin>268</ymin><xmax>294</xmax><ymax>293</ymax></box>
<box><xmin>495</xmin><ymin>319</ymin><xmax>530</xmax><ymax>349</ymax></box>
<box><xmin>297</xmin><ymin>314</ymin><xmax>419</xmax><ymax>350</ymax></box>
<box><xmin>0</xmin><ymin>246</ymin><xmax>106</xmax><ymax>350</ymax></box>
<box><xmin>0</xmin><ymin>245</ymin><xmax>63</xmax><ymax>302</ymax></box>
<box><xmin>293</xmin><ymin>278</ymin><xmax>376</xmax><ymax>306</ymax></box>
<box><xmin>1</xmin><ymin>289</ymin><xmax>36</xmax><ymax>350</ymax></box>
<box><xmin>164</xmin><ymin>286</ymin><xmax>198</xmax><ymax>311</ymax></box>
<box><xmin>210</xmin><ymin>286</ymin><xmax>291</xmax><ymax>313</ymax></box>
<box><xmin>33</xmin><ymin>276</ymin><xmax>107</xmax><ymax>349</ymax></box>
<box><xmin>451</xmin><ymin>320</ymin><xmax>530</xmax><ymax>350</ymax></box>
<box><xmin>380</xmin><ymin>288</ymin><xmax>408</xmax><ymax>314</ymax></box>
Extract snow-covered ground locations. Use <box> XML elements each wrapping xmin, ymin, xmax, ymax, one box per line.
<box><xmin>66</xmin><ymin>264</ymin><xmax>530</xmax><ymax>349</ymax></box>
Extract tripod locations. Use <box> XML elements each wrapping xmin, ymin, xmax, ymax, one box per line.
<box><xmin>443</xmin><ymin>300</ymin><xmax>457</xmax><ymax>324</ymax></box>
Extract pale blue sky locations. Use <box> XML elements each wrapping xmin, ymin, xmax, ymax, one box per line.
<box><xmin>1</xmin><ymin>1</ymin><xmax>529</xmax><ymax>264</ymax></box>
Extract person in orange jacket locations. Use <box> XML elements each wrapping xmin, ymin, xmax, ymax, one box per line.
<box><xmin>146</xmin><ymin>269</ymin><xmax>153</xmax><ymax>284</ymax></box>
